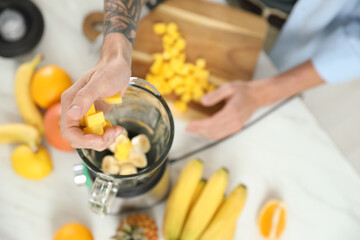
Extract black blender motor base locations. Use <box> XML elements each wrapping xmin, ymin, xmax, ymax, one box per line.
<box><xmin>0</xmin><ymin>0</ymin><xmax>44</xmax><ymax>58</ymax></box>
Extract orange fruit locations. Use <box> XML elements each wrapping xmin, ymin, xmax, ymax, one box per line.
<box><xmin>54</xmin><ymin>223</ymin><xmax>93</xmax><ymax>240</ymax></box>
<box><xmin>258</xmin><ymin>199</ymin><xmax>286</xmax><ymax>239</ymax></box>
<box><xmin>31</xmin><ymin>65</ymin><xmax>72</xmax><ymax>109</ymax></box>
<box><xmin>44</xmin><ymin>103</ymin><xmax>73</xmax><ymax>151</ymax></box>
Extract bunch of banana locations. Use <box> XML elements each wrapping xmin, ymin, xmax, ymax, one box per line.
<box><xmin>0</xmin><ymin>55</ymin><xmax>53</xmax><ymax>180</ymax></box>
<box><xmin>0</xmin><ymin>123</ymin><xmax>41</xmax><ymax>151</ymax></box>
<box><xmin>199</xmin><ymin>184</ymin><xmax>247</xmax><ymax>240</ymax></box>
<box><xmin>14</xmin><ymin>55</ymin><xmax>44</xmax><ymax>134</ymax></box>
<box><xmin>163</xmin><ymin>159</ymin><xmax>248</xmax><ymax>240</ymax></box>
<box><xmin>163</xmin><ymin>159</ymin><xmax>204</xmax><ymax>240</ymax></box>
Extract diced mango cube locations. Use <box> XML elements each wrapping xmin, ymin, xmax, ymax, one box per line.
<box><xmin>153</xmin><ymin>23</ymin><xmax>167</xmax><ymax>35</ymax></box>
<box><xmin>102</xmin><ymin>120</ymin><xmax>112</xmax><ymax>128</ymax></box>
<box><xmin>162</xmin><ymin>51</ymin><xmax>171</xmax><ymax>60</ymax></box>
<box><xmin>174</xmin><ymin>100</ymin><xmax>188</xmax><ymax>113</ymax></box>
<box><xmin>196</xmin><ymin>58</ymin><xmax>207</xmax><ymax>69</ymax></box>
<box><xmin>174</xmin><ymin>86</ymin><xmax>186</xmax><ymax>96</ymax></box>
<box><xmin>181</xmin><ymin>93</ymin><xmax>192</xmax><ymax>103</ymax></box>
<box><xmin>83</xmin><ymin>124</ymin><xmax>104</xmax><ymax>135</ymax></box>
<box><xmin>80</xmin><ymin>117</ymin><xmax>85</xmax><ymax>127</ymax></box>
<box><xmin>114</xmin><ymin>139</ymin><xmax>133</xmax><ymax>162</ymax></box>
<box><xmin>85</xmin><ymin>104</ymin><xmax>96</xmax><ymax>116</ymax></box>
<box><xmin>162</xmin><ymin>35</ymin><xmax>174</xmax><ymax>45</ymax></box>
<box><xmin>150</xmin><ymin>59</ymin><xmax>163</xmax><ymax>74</ymax></box>
<box><xmin>104</xmin><ymin>93</ymin><xmax>122</xmax><ymax>104</ymax></box>
<box><xmin>85</xmin><ymin>111</ymin><xmax>105</xmax><ymax>128</ymax></box>
<box><xmin>175</xmin><ymin>38</ymin><xmax>186</xmax><ymax>50</ymax></box>
<box><xmin>192</xmin><ymin>87</ymin><xmax>205</xmax><ymax>102</ymax></box>
<box><xmin>167</xmin><ymin>22</ymin><xmax>178</xmax><ymax>33</ymax></box>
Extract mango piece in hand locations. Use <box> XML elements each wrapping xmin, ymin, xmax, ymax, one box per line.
<box><xmin>84</xmin><ymin>111</ymin><xmax>105</xmax><ymax>128</ymax></box>
<box><xmin>86</xmin><ymin>104</ymin><xmax>96</xmax><ymax>116</ymax></box>
<box><xmin>83</xmin><ymin>124</ymin><xmax>104</xmax><ymax>135</ymax></box>
<box><xmin>102</xmin><ymin>120</ymin><xmax>112</xmax><ymax>128</ymax></box>
<box><xmin>80</xmin><ymin>104</ymin><xmax>96</xmax><ymax>127</ymax></box>
<box><xmin>104</xmin><ymin>93</ymin><xmax>122</xmax><ymax>104</ymax></box>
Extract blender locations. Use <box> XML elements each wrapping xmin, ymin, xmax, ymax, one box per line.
<box><xmin>74</xmin><ymin>77</ymin><xmax>174</xmax><ymax>216</ymax></box>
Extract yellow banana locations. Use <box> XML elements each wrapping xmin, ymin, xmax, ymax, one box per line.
<box><xmin>0</xmin><ymin>123</ymin><xmax>41</xmax><ymax>151</ymax></box>
<box><xmin>180</xmin><ymin>168</ymin><xmax>229</xmax><ymax>240</ymax></box>
<box><xmin>199</xmin><ymin>184</ymin><xmax>247</xmax><ymax>240</ymax></box>
<box><xmin>163</xmin><ymin>159</ymin><xmax>204</xmax><ymax>240</ymax></box>
<box><xmin>223</xmin><ymin>222</ymin><xmax>237</xmax><ymax>240</ymax></box>
<box><xmin>189</xmin><ymin>179</ymin><xmax>206</xmax><ymax>210</ymax></box>
<box><xmin>14</xmin><ymin>55</ymin><xmax>44</xmax><ymax>134</ymax></box>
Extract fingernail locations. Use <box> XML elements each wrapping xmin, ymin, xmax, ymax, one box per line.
<box><xmin>68</xmin><ymin>105</ymin><xmax>82</xmax><ymax>118</ymax></box>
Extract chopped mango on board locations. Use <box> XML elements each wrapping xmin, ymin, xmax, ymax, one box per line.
<box><xmin>147</xmin><ymin>22</ymin><xmax>216</xmax><ymax>113</ymax></box>
<box><xmin>174</xmin><ymin>101</ymin><xmax>188</xmax><ymax>113</ymax></box>
<box><xmin>153</xmin><ymin>23</ymin><xmax>167</xmax><ymax>35</ymax></box>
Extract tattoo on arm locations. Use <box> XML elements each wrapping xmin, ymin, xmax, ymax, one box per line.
<box><xmin>104</xmin><ymin>0</ymin><xmax>144</xmax><ymax>45</ymax></box>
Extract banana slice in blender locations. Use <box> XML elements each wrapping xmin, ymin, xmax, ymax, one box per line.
<box><xmin>128</xmin><ymin>148</ymin><xmax>148</xmax><ymax>168</ymax></box>
<box><xmin>119</xmin><ymin>163</ymin><xmax>138</xmax><ymax>175</ymax></box>
<box><xmin>131</xmin><ymin>134</ymin><xmax>151</xmax><ymax>153</ymax></box>
<box><xmin>121</xmin><ymin>128</ymin><xmax>128</xmax><ymax>137</ymax></box>
<box><xmin>109</xmin><ymin>134</ymin><xmax>130</xmax><ymax>152</ymax></box>
<box><xmin>101</xmin><ymin>155</ymin><xmax>120</xmax><ymax>174</ymax></box>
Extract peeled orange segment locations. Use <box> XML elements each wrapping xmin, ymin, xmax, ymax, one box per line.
<box><xmin>258</xmin><ymin>199</ymin><xmax>286</xmax><ymax>240</ymax></box>
<box><xmin>104</xmin><ymin>93</ymin><xmax>123</xmax><ymax>104</ymax></box>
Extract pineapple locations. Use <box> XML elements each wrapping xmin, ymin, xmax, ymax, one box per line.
<box><xmin>111</xmin><ymin>214</ymin><xmax>158</xmax><ymax>240</ymax></box>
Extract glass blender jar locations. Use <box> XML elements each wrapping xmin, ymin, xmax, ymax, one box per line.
<box><xmin>76</xmin><ymin>77</ymin><xmax>174</xmax><ymax>215</ymax></box>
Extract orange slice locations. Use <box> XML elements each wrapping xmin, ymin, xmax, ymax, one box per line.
<box><xmin>258</xmin><ymin>199</ymin><xmax>286</xmax><ymax>239</ymax></box>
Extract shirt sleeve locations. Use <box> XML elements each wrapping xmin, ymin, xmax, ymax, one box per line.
<box><xmin>312</xmin><ymin>19</ymin><xmax>360</xmax><ymax>84</ymax></box>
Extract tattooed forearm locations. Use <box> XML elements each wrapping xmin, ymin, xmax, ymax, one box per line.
<box><xmin>104</xmin><ymin>0</ymin><xmax>144</xmax><ymax>44</ymax></box>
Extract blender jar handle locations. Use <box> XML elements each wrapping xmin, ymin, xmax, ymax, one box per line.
<box><xmin>130</xmin><ymin>77</ymin><xmax>161</xmax><ymax>96</ymax></box>
<box><xmin>88</xmin><ymin>177</ymin><xmax>118</xmax><ymax>216</ymax></box>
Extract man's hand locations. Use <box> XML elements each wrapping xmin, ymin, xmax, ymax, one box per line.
<box><xmin>60</xmin><ymin>0</ymin><xmax>144</xmax><ymax>151</ymax></box>
<box><xmin>186</xmin><ymin>61</ymin><xmax>325</xmax><ymax>140</ymax></box>
<box><xmin>186</xmin><ymin>81</ymin><xmax>261</xmax><ymax>140</ymax></box>
<box><xmin>60</xmin><ymin>35</ymin><xmax>131</xmax><ymax>151</ymax></box>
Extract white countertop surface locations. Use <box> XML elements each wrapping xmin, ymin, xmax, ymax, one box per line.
<box><xmin>1</xmin><ymin>0</ymin><xmax>360</xmax><ymax>240</ymax></box>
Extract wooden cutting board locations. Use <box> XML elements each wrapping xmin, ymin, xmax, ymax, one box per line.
<box><xmin>132</xmin><ymin>0</ymin><xmax>268</xmax><ymax>121</ymax></box>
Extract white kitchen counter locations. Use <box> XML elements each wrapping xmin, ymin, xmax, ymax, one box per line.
<box><xmin>0</xmin><ymin>0</ymin><xmax>360</xmax><ymax>240</ymax></box>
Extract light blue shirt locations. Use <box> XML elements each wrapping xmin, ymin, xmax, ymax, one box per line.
<box><xmin>270</xmin><ymin>0</ymin><xmax>360</xmax><ymax>83</ymax></box>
